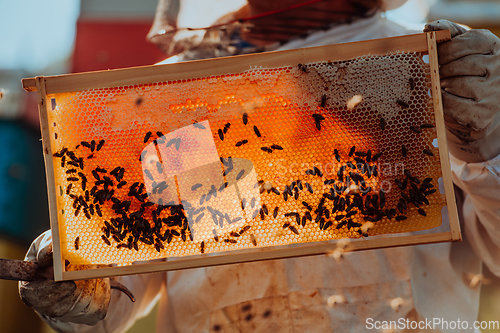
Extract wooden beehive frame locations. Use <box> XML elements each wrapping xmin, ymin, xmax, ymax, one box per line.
<box><xmin>23</xmin><ymin>31</ymin><xmax>459</xmax><ymax>281</ymax></box>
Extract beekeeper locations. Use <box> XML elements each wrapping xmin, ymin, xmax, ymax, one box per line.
<box><xmin>19</xmin><ymin>0</ymin><xmax>500</xmax><ymax>332</ymax></box>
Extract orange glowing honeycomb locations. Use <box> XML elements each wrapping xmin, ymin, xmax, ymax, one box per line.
<box><xmin>24</xmin><ymin>32</ymin><xmax>458</xmax><ymax>279</ymax></box>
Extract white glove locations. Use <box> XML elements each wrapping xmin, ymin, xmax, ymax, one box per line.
<box><xmin>424</xmin><ymin>20</ymin><xmax>500</xmax><ymax>163</ymax></box>
<box><xmin>19</xmin><ymin>230</ymin><xmax>111</xmax><ymax>326</ymax></box>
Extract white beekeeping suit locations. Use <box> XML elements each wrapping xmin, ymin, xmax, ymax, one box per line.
<box><xmin>19</xmin><ymin>1</ymin><xmax>500</xmax><ymax>332</ymax></box>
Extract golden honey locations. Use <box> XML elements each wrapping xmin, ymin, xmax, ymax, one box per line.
<box><xmin>47</xmin><ymin>52</ymin><xmax>445</xmax><ymax>266</ymax></box>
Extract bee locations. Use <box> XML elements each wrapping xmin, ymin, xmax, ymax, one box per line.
<box><xmin>298</xmin><ymin>63</ymin><xmax>308</xmax><ymax>73</ymax></box>
<box><xmin>90</xmin><ymin>140</ymin><xmax>96</xmax><ymax>152</ymax></box>
<box><xmin>273</xmin><ymin>206</ymin><xmax>279</xmax><ymax>218</ymax></box>
<box><xmin>334</xmin><ymin>149</ymin><xmax>340</xmax><ymax>162</ymax></box>
<box><xmin>193</xmin><ymin>122</ymin><xmax>206</xmax><ymax>129</ymax></box>
<box><xmin>223</xmin><ymin>123</ymin><xmax>231</xmax><ymax>134</ymax></box>
<box><xmin>314</xmin><ymin>119</ymin><xmax>321</xmax><ymax>130</ymax></box>
<box><xmin>424</xmin><ymin>189</ymin><xmax>437</xmax><ymax>196</ymax></box>
<box><xmin>249</xmin><ymin>234</ymin><xmax>257</xmax><ymax>246</ymax></box>
<box><xmin>144</xmin><ymin>131</ymin><xmax>152</xmax><ymax>143</ymax></box>
<box><xmin>243</xmin><ymin>113</ymin><xmax>249</xmax><ymax>125</ymax></box>
<box><xmin>101</xmin><ymin>235</ymin><xmax>111</xmax><ymax>246</ymax></box>
<box><xmin>155</xmin><ymin>161</ymin><xmax>163</xmax><ymax>174</ymax></box>
<box><xmin>92</xmin><ymin>169</ymin><xmax>101</xmax><ymax>181</ymax></box>
<box><xmin>253</xmin><ymin>126</ymin><xmax>261</xmax><ymax>138</ymax></box>
<box><xmin>96</xmin><ymin>139</ymin><xmax>105</xmax><ymax>151</ymax></box>
<box><xmin>191</xmin><ymin>183</ymin><xmax>202</xmax><ymax>191</ymax></box>
<box><xmin>423</xmin><ymin>149</ymin><xmax>434</xmax><ymax>156</ymax></box>
<box><xmin>420</xmin><ymin>123</ymin><xmax>435</xmax><ymax>129</ymax></box>
<box><xmin>336</xmin><ymin>220</ymin><xmax>347</xmax><ymax>229</ymax></box>
<box><xmin>396</xmin><ymin>99</ymin><xmax>409</xmax><ymax>108</ymax></box>
<box><xmin>261</xmin><ymin>147</ymin><xmax>273</xmax><ymax>153</ymax></box>
<box><xmin>166</xmin><ymin>138</ymin><xmax>177</xmax><ymax>148</ymax></box>
<box><xmin>320</xmin><ymin>94</ymin><xmax>327</xmax><ymax>108</ymax></box>
<box><xmin>219</xmin><ymin>182</ymin><xmax>228</xmax><ymax>191</ymax></box>
<box><xmin>348</xmin><ymin>146</ymin><xmax>356</xmax><ymax>157</ymax></box>
<box><xmin>96</xmin><ymin>204</ymin><xmax>102</xmax><ymax>217</ymax></box>
<box><xmin>144</xmin><ymin>169</ymin><xmax>154</xmax><ymax>180</ymax></box>
<box><xmin>372</xmin><ymin>152</ymin><xmax>382</xmax><ymax>162</ymax></box>
<box><xmin>195</xmin><ymin>213</ymin><xmax>205</xmax><ymax>223</ymax></box>
<box><xmin>289</xmin><ymin>225</ymin><xmax>299</xmax><ymax>235</ymax></box>
<box><xmin>218</xmin><ymin>129</ymin><xmax>224</xmax><ymax>141</ymax></box>
<box><xmin>135</xmin><ymin>97</ymin><xmax>143</xmax><ymax>106</ymax></box>
<box><xmin>305</xmin><ymin>182</ymin><xmax>313</xmax><ymax>194</ymax></box>
<box><xmin>74</xmin><ymin>236</ymin><xmax>80</xmax><ymax>250</ymax></box>
<box><xmin>271</xmin><ymin>144</ymin><xmax>283</xmax><ymax>150</ymax></box>
<box><xmin>410</xmin><ymin>125</ymin><xmax>421</xmax><ymax>134</ymax></box>
<box><xmin>67</xmin><ymin>177</ymin><xmax>79</xmax><ymax>182</ymax></box>
<box><xmin>355</xmin><ymin>151</ymin><xmax>367</xmax><ymax>157</ymax></box>
<box><xmin>236</xmin><ymin>170</ymin><xmax>245</xmax><ymax>180</ymax></box>
<box><xmin>236</xmin><ymin>140</ymin><xmax>248</xmax><ymax>147</ymax></box>
<box><xmin>402</xmin><ymin>145</ymin><xmax>408</xmax><ymax>157</ymax></box>
<box><xmin>200</xmin><ymin>241</ymin><xmax>205</xmax><ymax>254</ymax></box>
<box><xmin>409</xmin><ymin>78</ymin><xmax>415</xmax><ymax>90</ymax></box>
<box><xmin>305</xmin><ymin>169</ymin><xmax>316</xmax><ymax>176</ymax></box>
<box><xmin>262</xmin><ymin>204</ymin><xmax>269</xmax><ymax>215</ymax></box>
<box><xmin>395</xmin><ymin>215</ymin><xmax>407</xmax><ymax>221</ymax></box>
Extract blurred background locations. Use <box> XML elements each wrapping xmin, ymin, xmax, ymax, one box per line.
<box><xmin>0</xmin><ymin>0</ymin><xmax>499</xmax><ymax>332</ymax></box>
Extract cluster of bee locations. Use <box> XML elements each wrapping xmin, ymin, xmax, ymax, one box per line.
<box><xmin>56</xmin><ymin>98</ymin><xmax>438</xmax><ymax>255</ymax></box>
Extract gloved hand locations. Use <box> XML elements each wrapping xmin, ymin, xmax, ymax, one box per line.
<box><xmin>424</xmin><ymin>20</ymin><xmax>500</xmax><ymax>163</ymax></box>
<box><xmin>19</xmin><ymin>230</ymin><xmax>111</xmax><ymax>325</ymax></box>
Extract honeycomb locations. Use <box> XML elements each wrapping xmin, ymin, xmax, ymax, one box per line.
<box><xmin>46</xmin><ymin>52</ymin><xmax>445</xmax><ymax>266</ymax></box>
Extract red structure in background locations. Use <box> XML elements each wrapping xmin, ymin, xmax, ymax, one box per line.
<box><xmin>72</xmin><ymin>20</ymin><xmax>167</xmax><ymax>73</ymax></box>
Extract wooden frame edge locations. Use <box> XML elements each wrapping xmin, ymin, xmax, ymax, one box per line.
<box><xmin>426</xmin><ymin>32</ymin><xmax>461</xmax><ymax>241</ymax></box>
<box><xmin>62</xmin><ymin>231</ymin><xmax>453</xmax><ymax>281</ymax></box>
<box><xmin>35</xmin><ymin>77</ymin><xmax>65</xmax><ymax>281</ymax></box>
<box><xmin>23</xmin><ymin>31</ymin><xmax>451</xmax><ymax>95</ymax></box>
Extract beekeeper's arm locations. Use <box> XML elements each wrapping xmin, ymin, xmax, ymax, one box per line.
<box><xmin>19</xmin><ymin>230</ymin><xmax>164</xmax><ymax>333</ymax></box>
<box><xmin>424</xmin><ymin>20</ymin><xmax>500</xmax><ymax>275</ymax></box>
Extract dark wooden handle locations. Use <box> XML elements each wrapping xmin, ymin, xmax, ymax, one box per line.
<box><xmin>0</xmin><ymin>258</ymin><xmax>49</xmax><ymax>282</ymax></box>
